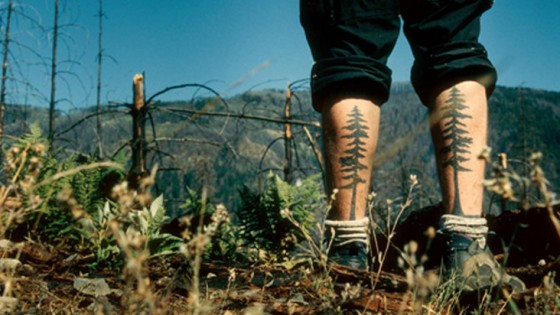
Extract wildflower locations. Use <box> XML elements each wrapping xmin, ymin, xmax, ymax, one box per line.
<box><xmin>33</xmin><ymin>143</ymin><xmax>46</xmax><ymax>155</ymax></box>
<box><xmin>424</xmin><ymin>226</ymin><xmax>436</xmax><ymax>239</ymax></box>
<box><xmin>409</xmin><ymin>173</ymin><xmax>418</xmax><ymax>186</ymax></box>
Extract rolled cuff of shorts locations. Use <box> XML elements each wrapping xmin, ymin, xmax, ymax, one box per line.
<box><xmin>411</xmin><ymin>42</ymin><xmax>497</xmax><ymax>106</ymax></box>
<box><xmin>310</xmin><ymin>56</ymin><xmax>392</xmax><ymax>112</ymax></box>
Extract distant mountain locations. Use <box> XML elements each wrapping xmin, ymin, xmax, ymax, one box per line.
<box><xmin>3</xmin><ymin>83</ymin><xmax>559</xmax><ymax>215</ymax></box>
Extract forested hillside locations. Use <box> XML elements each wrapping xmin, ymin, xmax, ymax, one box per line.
<box><xmin>3</xmin><ymin>83</ymin><xmax>560</xmax><ymax>216</ymax></box>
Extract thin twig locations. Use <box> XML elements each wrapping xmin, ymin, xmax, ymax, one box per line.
<box><xmin>161</xmin><ymin>107</ymin><xmax>320</xmax><ymax>128</ymax></box>
<box><xmin>55</xmin><ymin>109</ymin><xmax>128</xmax><ymax>137</ymax></box>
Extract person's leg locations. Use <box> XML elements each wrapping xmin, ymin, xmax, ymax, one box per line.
<box><xmin>402</xmin><ymin>0</ymin><xmax>526</xmax><ymax>291</ymax></box>
<box><xmin>429</xmin><ymin>81</ymin><xmax>487</xmax><ymax>218</ymax></box>
<box><xmin>300</xmin><ymin>0</ymin><xmax>400</xmax><ymax>269</ymax></box>
<box><xmin>320</xmin><ymin>98</ymin><xmax>380</xmax><ymax>270</ymax></box>
<box><xmin>401</xmin><ymin>0</ymin><xmax>495</xmax><ymax>220</ymax></box>
<box><xmin>323</xmin><ymin>99</ymin><xmax>380</xmax><ymax>221</ymax></box>
<box><xmin>428</xmin><ymin>82</ymin><xmax>525</xmax><ymax>292</ymax></box>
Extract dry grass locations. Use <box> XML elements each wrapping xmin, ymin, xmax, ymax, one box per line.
<box><xmin>0</xmin><ymin>142</ymin><xmax>559</xmax><ymax>314</ymax></box>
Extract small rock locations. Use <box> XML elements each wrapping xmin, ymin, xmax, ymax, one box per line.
<box><xmin>0</xmin><ymin>239</ymin><xmax>14</xmax><ymax>250</ymax></box>
<box><xmin>0</xmin><ymin>296</ymin><xmax>18</xmax><ymax>314</ymax></box>
<box><xmin>243</xmin><ymin>303</ymin><xmax>265</xmax><ymax>315</ymax></box>
<box><xmin>64</xmin><ymin>253</ymin><xmax>79</xmax><ymax>262</ymax></box>
<box><xmin>156</xmin><ymin>276</ymin><xmax>171</xmax><ymax>287</ymax></box>
<box><xmin>111</xmin><ymin>288</ymin><xmax>123</xmax><ymax>297</ymax></box>
<box><xmin>86</xmin><ymin>296</ymin><xmax>118</xmax><ymax>314</ymax></box>
<box><xmin>73</xmin><ymin>277</ymin><xmax>112</xmax><ymax>297</ymax></box>
<box><xmin>0</xmin><ymin>258</ymin><xmax>21</xmax><ymax>273</ymax></box>
<box><xmin>288</xmin><ymin>292</ymin><xmax>308</xmax><ymax>305</ymax></box>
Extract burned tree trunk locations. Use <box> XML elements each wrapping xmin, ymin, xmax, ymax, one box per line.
<box><xmin>128</xmin><ymin>74</ymin><xmax>148</xmax><ymax>190</ymax></box>
<box><xmin>0</xmin><ymin>0</ymin><xmax>13</xmax><ymax>152</ymax></box>
<box><xmin>96</xmin><ymin>0</ymin><xmax>104</xmax><ymax>157</ymax></box>
<box><xmin>283</xmin><ymin>84</ymin><xmax>293</xmax><ymax>184</ymax></box>
<box><xmin>48</xmin><ymin>0</ymin><xmax>59</xmax><ymax>146</ymax></box>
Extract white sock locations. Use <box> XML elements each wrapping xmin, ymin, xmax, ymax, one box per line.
<box><xmin>324</xmin><ymin>217</ymin><xmax>369</xmax><ymax>249</ymax></box>
<box><xmin>439</xmin><ymin>214</ymin><xmax>489</xmax><ymax>249</ymax></box>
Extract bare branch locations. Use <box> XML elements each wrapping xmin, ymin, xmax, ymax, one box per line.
<box><xmin>110</xmin><ymin>140</ymin><xmax>131</xmax><ymax>160</ymax></box>
<box><xmin>303</xmin><ymin>125</ymin><xmax>325</xmax><ymax>176</ymax></box>
<box><xmin>159</xmin><ymin>107</ymin><xmax>320</xmax><ymax>128</ymax></box>
<box><xmin>55</xmin><ymin>108</ymin><xmax>128</xmax><ymax>137</ymax></box>
<box><xmin>152</xmin><ymin>137</ymin><xmax>221</xmax><ymax>147</ymax></box>
<box><xmin>258</xmin><ymin>136</ymin><xmax>283</xmax><ymax>178</ymax></box>
<box><xmin>145</xmin><ymin>83</ymin><xmax>228</xmax><ymax>109</ymax></box>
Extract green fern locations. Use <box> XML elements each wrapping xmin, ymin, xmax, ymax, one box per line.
<box><xmin>236</xmin><ymin>173</ymin><xmax>324</xmax><ymax>255</ymax></box>
<box><xmin>70</xmin><ymin>156</ymin><xmax>124</xmax><ymax>213</ymax></box>
<box><xmin>5</xmin><ymin>125</ymin><xmax>125</xmax><ymax>244</ymax></box>
<box><xmin>14</xmin><ymin>122</ymin><xmax>46</xmax><ymax>148</ymax></box>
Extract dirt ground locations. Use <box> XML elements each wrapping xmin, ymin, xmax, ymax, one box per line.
<box><xmin>2</xmin><ymin>205</ymin><xmax>560</xmax><ymax>314</ymax></box>
<box><xmin>2</xmin><ymin>243</ymin><xmax>559</xmax><ymax>314</ymax></box>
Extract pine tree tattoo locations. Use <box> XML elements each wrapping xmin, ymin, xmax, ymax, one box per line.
<box><xmin>339</xmin><ymin>106</ymin><xmax>369</xmax><ymax>220</ymax></box>
<box><xmin>440</xmin><ymin>87</ymin><xmax>473</xmax><ymax>215</ymax></box>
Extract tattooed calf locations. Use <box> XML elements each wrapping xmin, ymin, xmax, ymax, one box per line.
<box><xmin>339</xmin><ymin>106</ymin><xmax>369</xmax><ymax>220</ymax></box>
<box><xmin>440</xmin><ymin>87</ymin><xmax>473</xmax><ymax>215</ymax></box>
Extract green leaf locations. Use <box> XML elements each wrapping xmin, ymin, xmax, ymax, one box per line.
<box><xmin>150</xmin><ymin>194</ymin><xmax>164</xmax><ymax>219</ymax></box>
<box><xmin>147</xmin><ymin>234</ymin><xmax>183</xmax><ymax>257</ymax></box>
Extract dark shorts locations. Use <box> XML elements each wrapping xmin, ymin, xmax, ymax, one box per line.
<box><xmin>300</xmin><ymin>0</ymin><xmax>497</xmax><ymax>110</ymax></box>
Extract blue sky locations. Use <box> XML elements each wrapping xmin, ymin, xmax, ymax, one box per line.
<box><xmin>8</xmin><ymin>1</ymin><xmax>560</xmax><ymax>110</ymax></box>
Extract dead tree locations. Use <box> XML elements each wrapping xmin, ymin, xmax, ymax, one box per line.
<box><xmin>0</xmin><ymin>0</ymin><xmax>13</xmax><ymax>151</ymax></box>
<box><xmin>96</xmin><ymin>0</ymin><xmax>104</xmax><ymax>157</ymax></box>
<box><xmin>128</xmin><ymin>74</ymin><xmax>148</xmax><ymax>190</ymax></box>
<box><xmin>283</xmin><ymin>83</ymin><xmax>293</xmax><ymax>184</ymax></box>
<box><xmin>48</xmin><ymin>0</ymin><xmax>59</xmax><ymax>146</ymax></box>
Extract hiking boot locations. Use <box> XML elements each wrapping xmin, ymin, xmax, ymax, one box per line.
<box><xmin>442</xmin><ymin>233</ymin><xmax>525</xmax><ymax>293</ymax></box>
<box><xmin>328</xmin><ymin>241</ymin><xmax>369</xmax><ymax>270</ymax></box>
<box><xmin>324</xmin><ymin>218</ymin><xmax>370</xmax><ymax>270</ymax></box>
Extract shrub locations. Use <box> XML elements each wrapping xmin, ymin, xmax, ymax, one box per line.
<box><xmin>2</xmin><ymin>125</ymin><xmax>125</xmax><ymax>245</ymax></box>
<box><xmin>236</xmin><ymin>173</ymin><xmax>324</xmax><ymax>257</ymax></box>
